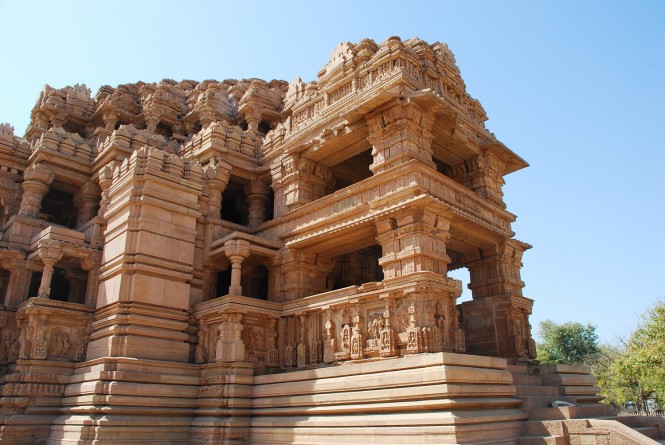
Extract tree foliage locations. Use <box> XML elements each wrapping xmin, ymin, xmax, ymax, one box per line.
<box><xmin>536</xmin><ymin>320</ymin><xmax>600</xmax><ymax>365</ymax></box>
<box><xmin>535</xmin><ymin>303</ymin><xmax>665</xmax><ymax>412</ymax></box>
<box><xmin>605</xmin><ymin>302</ymin><xmax>665</xmax><ymax>411</ymax></box>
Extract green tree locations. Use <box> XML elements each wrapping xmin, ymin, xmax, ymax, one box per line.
<box><xmin>536</xmin><ymin>320</ymin><xmax>600</xmax><ymax>365</ymax></box>
<box><xmin>613</xmin><ymin>301</ymin><xmax>665</xmax><ymax>412</ymax></box>
<box><xmin>592</xmin><ymin>343</ymin><xmax>633</xmax><ymax>408</ymax></box>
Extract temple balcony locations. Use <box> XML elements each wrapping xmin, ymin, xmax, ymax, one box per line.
<box><xmin>264</xmin><ymin>159</ymin><xmax>516</xmax><ymax>257</ymax></box>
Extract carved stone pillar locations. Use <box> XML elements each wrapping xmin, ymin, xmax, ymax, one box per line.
<box><xmin>31</xmin><ymin>314</ymin><xmax>49</xmax><ymax>359</ymax></box>
<box><xmin>2</xmin><ymin>257</ymin><xmax>30</xmax><ymax>307</ymax></box>
<box><xmin>350</xmin><ymin>313</ymin><xmax>365</xmax><ymax>360</ymax></box>
<box><xmin>277</xmin><ymin>317</ymin><xmax>287</xmax><ymax>368</ymax></box>
<box><xmin>366</xmin><ymin>99</ymin><xmax>436</xmax><ymax>174</ymax></box>
<box><xmin>223</xmin><ymin>240</ymin><xmax>250</xmax><ymax>296</ymax></box>
<box><xmin>467</xmin><ymin>239</ymin><xmax>530</xmax><ymax>300</ymax></box>
<box><xmin>75</xmin><ymin>181</ymin><xmax>101</xmax><ymax>228</ymax></box>
<box><xmin>18</xmin><ymin>164</ymin><xmax>54</xmax><ymax>218</ymax></box>
<box><xmin>246</xmin><ymin>180</ymin><xmax>270</xmax><ymax>228</ymax></box>
<box><xmin>97</xmin><ymin>162</ymin><xmax>114</xmax><ymax>218</ymax></box>
<box><xmin>145</xmin><ymin>114</ymin><xmax>160</xmax><ymax>133</ymax></box>
<box><xmin>215</xmin><ymin>313</ymin><xmax>245</xmax><ymax>362</ymax></box>
<box><xmin>279</xmin><ymin>249</ymin><xmax>318</xmax><ymax>301</ymax></box>
<box><xmin>102</xmin><ymin>109</ymin><xmax>119</xmax><ymax>131</ymax></box>
<box><xmin>265</xmin><ymin>318</ymin><xmax>279</xmax><ymax>368</ymax></box>
<box><xmin>323</xmin><ymin>310</ymin><xmax>337</xmax><ymax>363</ymax></box>
<box><xmin>462</xmin><ymin>239</ymin><xmax>534</xmax><ymax>359</ymax></box>
<box><xmin>296</xmin><ymin>314</ymin><xmax>308</xmax><ymax>368</ymax></box>
<box><xmin>479</xmin><ymin>149</ymin><xmax>507</xmax><ymax>208</ymax></box>
<box><xmin>378</xmin><ymin>301</ymin><xmax>397</xmax><ymax>357</ymax></box>
<box><xmin>81</xmin><ymin>256</ymin><xmax>101</xmax><ymax>306</ymax></box>
<box><xmin>204</xmin><ymin>158</ymin><xmax>231</xmax><ymax>219</ymax></box>
<box><xmin>375</xmin><ymin>206</ymin><xmax>452</xmax><ymax>279</ymax></box>
<box><xmin>451</xmin><ymin>149</ymin><xmax>507</xmax><ymax>209</ymax></box>
<box><xmin>271</xmin><ymin>154</ymin><xmax>331</xmax><ymax>215</ymax></box>
<box><xmin>37</xmin><ymin>244</ymin><xmax>63</xmax><ymax>299</ymax></box>
<box><xmin>405</xmin><ymin>301</ymin><xmax>423</xmax><ymax>354</ymax></box>
<box><xmin>265</xmin><ymin>254</ymin><xmax>281</xmax><ymax>300</ymax></box>
<box><xmin>194</xmin><ymin>319</ymin><xmax>208</xmax><ymax>364</ymax></box>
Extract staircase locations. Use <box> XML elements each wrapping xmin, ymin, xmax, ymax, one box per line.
<box><xmin>511</xmin><ymin>363</ymin><xmax>665</xmax><ymax>444</ymax></box>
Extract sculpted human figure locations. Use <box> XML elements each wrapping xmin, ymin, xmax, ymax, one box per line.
<box><xmin>52</xmin><ymin>331</ymin><xmax>70</xmax><ymax>357</ymax></box>
<box><xmin>33</xmin><ymin>333</ymin><xmax>48</xmax><ymax>359</ymax></box>
<box><xmin>514</xmin><ymin>317</ymin><xmax>525</xmax><ymax>355</ymax></box>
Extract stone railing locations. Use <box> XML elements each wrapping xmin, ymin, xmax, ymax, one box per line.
<box><xmin>13</xmin><ymin>297</ymin><xmax>95</xmax><ymax>363</ymax></box>
<box><xmin>192</xmin><ymin>272</ymin><xmax>464</xmax><ymax>372</ymax></box>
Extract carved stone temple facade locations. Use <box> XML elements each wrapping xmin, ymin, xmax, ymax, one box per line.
<box><xmin>0</xmin><ymin>37</ymin><xmax>649</xmax><ymax>445</ymax></box>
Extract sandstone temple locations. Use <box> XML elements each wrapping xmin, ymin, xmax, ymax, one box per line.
<box><xmin>0</xmin><ymin>37</ymin><xmax>662</xmax><ymax>444</ymax></box>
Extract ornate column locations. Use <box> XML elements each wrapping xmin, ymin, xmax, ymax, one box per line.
<box><xmin>18</xmin><ymin>164</ymin><xmax>54</xmax><ymax>218</ymax></box>
<box><xmin>203</xmin><ymin>158</ymin><xmax>231</xmax><ymax>219</ymax></box>
<box><xmin>81</xmin><ymin>256</ymin><xmax>101</xmax><ymax>306</ymax></box>
<box><xmin>37</xmin><ymin>243</ymin><xmax>63</xmax><ymax>299</ymax></box>
<box><xmin>374</xmin><ymin>206</ymin><xmax>453</xmax><ymax>279</ymax></box>
<box><xmin>96</xmin><ymin>162</ymin><xmax>115</xmax><ymax>218</ymax></box>
<box><xmin>323</xmin><ymin>310</ymin><xmax>337</xmax><ymax>363</ymax></box>
<box><xmin>461</xmin><ymin>239</ymin><xmax>535</xmax><ymax>359</ymax></box>
<box><xmin>279</xmin><ymin>249</ymin><xmax>319</xmax><ymax>301</ymax></box>
<box><xmin>75</xmin><ymin>181</ymin><xmax>101</xmax><ymax>228</ymax></box>
<box><xmin>246</xmin><ymin>179</ymin><xmax>270</xmax><ymax>228</ymax></box>
<box><xmin>467</xmin><ymin>239</ymin><xmax>530</xmax><ymax>300</ymax></box>
<box><xmin>296</xmin><ymin>314</ymin><xmax>308</xmax><ymax>367</ymax></box>
<box><xmin>215</xmin><ymin>313</ymin><xmax>245</xmax><ymax>362</ymax></box>
<box><xmin>271</xmin><ymin>154</ymin><xmax>331</xmax><ymax>216</ymax></box>
<box><xmin>366</xmin><ymin>99</ymin><xmax>436</xmax><ymax>175</ymax></box>
<box><xmin>451</xmin><ymin>148</ymin><xmax>507</xmax><ymax>209</ymax></box>
<box><xmin>2</xmin><ymin>256</ymin><xmax>30</xmax><ymax>307</ymax></box>
<box><xmin>102</xmin><ymin>109</ymin><xmax>119</xmax><ymax>131</ymax></box>
<box><xmin>265</xmin><ymin>254</ymin><xmax>281</xmax><ymax>301</ymax></box>
<box><xmin>223</xmin><ymin>239</ymin><xmax>250</xmax><ymax>296</ymax></box>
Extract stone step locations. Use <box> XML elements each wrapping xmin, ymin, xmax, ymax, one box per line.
<box><xmin>512</xmin><ymin>374</ymin><xmax>544</xmax><ymax>386</ymax></box>
<box><xmin>528</xmin><ymin>404</ymin><xmax>613</xmax><ymax>420</ymax></box>
<box><xmin>515</xmin><ymin>384</ymin><xmax>561</xmax><ymax>397</ymax></box>
<box><xmin>521</xmin><ymin>420</ymin><xmax>564</xmax><ymax>437</ymax></box>
<box><xmin>508</xmin><ymin>364</ymin><xmax>541</xmax><ymax>375</ymax></box>
<box><xmin>517</xmin><ymin>435</ymin><xmax>566</xmax><ymax>445</ymax></box>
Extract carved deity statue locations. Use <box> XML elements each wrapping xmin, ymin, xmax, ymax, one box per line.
<box><xmin>52</xmin><ymin>331</ymin><xmax>70</xmax><ymax>357</ymax></box>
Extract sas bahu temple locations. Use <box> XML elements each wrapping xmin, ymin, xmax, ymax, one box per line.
<box><xmin>0</xmin><ymin>37</ymin><xmax>653</xmax><ymax>444</ymax></box>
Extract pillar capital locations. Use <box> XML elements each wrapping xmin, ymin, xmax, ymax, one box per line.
<box><xmin>38</xmin><ymin>242</ymin><xmax>64</xmax><ymax>265</ymax></box>
<box><xmin>467</xmin><ymin>239</ymin><xmax>531</xmax><ymax>300</ymax></box>
<box><xmin>247</xmin><ymin>179</ymin><xmax>271</xmax><ymax>228</ymax></box>
<box><xmin>272</xmin><ymin>154</ymin><xmax>332</xmax><ymax>213</ymax></box>
<box><xmin>36</xmin><ymin>244</ymin><xmax>63</xmax><ymax>299</ymax></box>
<box><xmin>366</xmin><ymin>99</ymin><xmax>436</xmax><ymax>174</ymax></box>
<box><xmin>18</xmin><ymin>163</ymin><xmax>54</xmax><ymax>218</ymax></box>
<box><xmin>224</xmin><ymin>240</ymin><xmax>250</xmax><ymax>296</ymax></box>
<box><xmin>223</xmin><ymin>239</ymin><xmax>250</xmax><ymax>261</ymax></box>
<box><xmin>374</xmin><ymin>206</ymin><xmax>453</xmax><ymax>279</ymax></box>
<box><xmin>23</xmin><ymin>162</ymin><xmax>55</xmax><ymax>184</ymax></box>
<box><xmin>203</xmin><ymin>157</ymin><xmax>231</xmax><ymax>219</ymax></box>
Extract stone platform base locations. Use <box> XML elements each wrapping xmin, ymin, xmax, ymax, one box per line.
<box><xmin>249</xmin><ymin>352</ymin><xmax>526</xmax><ymax>444</ymax></box>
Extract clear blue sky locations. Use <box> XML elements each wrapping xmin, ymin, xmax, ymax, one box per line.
<box><xmin>1</xmin><ymin>0</ymin><xmax>663</xmax><ymax>343</ymax></box>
